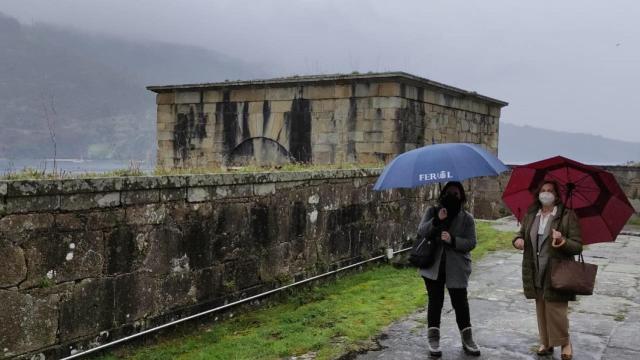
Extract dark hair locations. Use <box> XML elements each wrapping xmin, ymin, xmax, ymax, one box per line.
<box><xmin>534</xmin><ymin>180</ymin><xmax>562</xmax><ymax>207</ymax></box>
<box><xmin>439</xmin><ymin>181</ymin><xmax>467</xmax><ymax>204</ymax></box>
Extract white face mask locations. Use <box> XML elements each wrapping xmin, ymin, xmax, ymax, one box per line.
<box><xmin>538</xmin><ymin>192</ymin><xmax>555</xmax><ymax>206</ymax></box>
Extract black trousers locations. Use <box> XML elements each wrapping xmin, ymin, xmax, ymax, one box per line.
<box><xmin>423</xmin><ymin>273</ymin><xmax>472</xmax><ymax>330</ymax></box>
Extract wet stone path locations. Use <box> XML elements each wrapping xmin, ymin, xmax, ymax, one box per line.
<box><xmin>355</xmin><ymin>220</ymin><xmax>640</xmax><ymax>360</ymax></box>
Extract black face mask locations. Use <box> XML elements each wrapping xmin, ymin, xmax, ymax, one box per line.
<box><xmin>441</xmin><ymin>193</ymin><xmax>462</xmax><ymax>216</ymax></box>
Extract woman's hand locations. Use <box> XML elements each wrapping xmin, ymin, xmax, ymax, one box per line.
<box><xmin>438</xmin><ymin>208</ymin><xmax>448</xmax><ymax>220</ymax></box>
<box><xmin>441</xmin><ymin>231</ymin><xmax>452</xmax><ymax>244</ymax></box>
<box><xmin>551</xmin><ymin>229</ymin><xmax>566</xmax><ymax>247</ymax></box>
<box><xmin>513</xmin><ymin>237</ymin><xmax>525</xmax><ymax>250</ymax></box>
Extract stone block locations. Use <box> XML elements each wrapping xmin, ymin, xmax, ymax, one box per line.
<box><xmin>377</xmin><ymin>82</ymin><xmax>402</xmax><ymax>97</ymax></box>
<box><xmin>5</xmin><ymin>180</ymin><xmax>60</xmax><ymax>197</ymax></box>
<box><xmin>364</xmin><ymin>131</ymin><xmax>384</xmax><ymax>142</ymax></box>
<box><xmin>61</xmin><ymin>178</ymin><xmax>123</xmax><ymax>194</ymax></box>
<box><xmin>21</xmin><ymin>230</ymin><xmax>104</xmax><ymax>288</ymax></box>
<box><xmin>352</xmin><ymin>82</ymin><xmax>375</xmax><ymax>97</ymax></box>
<box><xmin>187</xmin><ymin>186</ymin><xmax>213</xmax><ymax>202</ymax></box>
<box><xmin>175</xmin><ymin>91</ymin><xmax>201</xmax><ymax>104</ymax></box>
<box><xmin>0</xmin><ymin>182</ymin><xmax>7</xmax><ymax>196</ymax></box>
<box><xmin>303</xmin><ymin>85</ymin><xmax>336</xmax><ymax>99</ymax></box>
<box><xmin>231</xmin><ymin>87</ymin><xmax>267</xmax><ymax>102</ymax></box>
<box><xmin>54</xmin><ymin>213</ymin><xmax>85</xmax><ymax>231</ymax></box>
<box><xmin>156</xmin><ymin>272</ymin><xmax>197</xmax><ymax>311</ymax></box>
<box><xmin>355</xmin><ymin>142</ymin><xmax>375</xmax><ymax>153</ymax></box>
<box><xmin>160</xmin><ymin>188</ymin><xmax>186</xmax><ymax>202</ymax></box>
<box><xmin>203</xmin><ymin>90</ymin><xmax>223</xmax><ymax>103</ymax></box>
<box><xmin>371</xmin><ymin>96</ymin><xmax>403</xmax><ymax>108</ymax></box>
<box><xmin>156</xmin><ymin>92</ymin><xmax>175</xmax><ymax>105</ymax></box>
<box><xmin>0</xmin><ymin>290</ymin><xmax>59</xmax><ymax>356</ymax></box>
<box><xmin>403</xmin><ymin>85</ymin><xmax>418</xmax><ymax>100</ymax></box>
<box><xmin>0</xmin><ymin>244</ymin><xmax>27</xmax><ymax>287</ymax></box>
<box><xmin>125</xmin><ymin>204</ymin><xmax>169</xmax><ymax>226</ymax></box>
<box><xmin>254</xmin><ymin>183</ymin><xmax>276</xmax><ymax>196</ymax></box>
<box><xmin>141</xmin><ymin>226</ymin><xmax>185</xmax><ymax>275</ymax></box>
<box><xmin>214</xmin><ymin>184</ymin><xmax>254</xmax><ymax>199</ymax></box>
<box><xmin>0</xmin><ymin>213</ymin><xmax>54</xmax><ymax>240</ymax></box>
<box><xmin>5</xmin><ymin>195</ymin><xmax>59</xmax><ymax>214</ymax></box>
<box><xmin>122</xmin><ymin>190</ymin><xmax>160</xmax><ymax>205</ymax></box>
<box><xmin>266</xmin><ymin>86</ymin><xmax>299</xmax><ymax>101</ymax></box>
<box><xmin>113</xmin><ymin>271</ymin><xmax>158</xmax><ymax>324</ymax></box>
<box><xmin>157</xmin><ymin>131</ymin><xmax>173</xmax><ymax>141</ymax></box>
<box><xmin>59</xmin><ymin>278</ymin><xmax>114</xmax><ymax>341</ymax></box>
<box><xmin>335</xmin><ymin>84</ymin><xmax>352</xmax><ymax>98</ymax></box>
<box><xmin>60</xmin><ymin>192</ymin><xmax>120</xmax><ymax>211</ymax></box>
<box><xmin>269</xmin><ymin>100</ymin><xmax>293</xmax><ymax>113</ymax></box>
<box><xmin>86</xmin><ymin>209</ymin><xmax>125</xmax><ymax>230</ymax></box>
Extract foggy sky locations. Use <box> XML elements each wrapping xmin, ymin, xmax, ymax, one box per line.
<box><xmin>3</xmin><ymin>0</ymin><xmax>640</xmax><ymax>143</ymax></box>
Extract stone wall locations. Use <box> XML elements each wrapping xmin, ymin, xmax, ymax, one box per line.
<box><xmin>151</xmin><ymin>73</ymin><xmax>505</xmax><ymax>169</ymax></box>
<box><xmin>470</xmin><ymin>165</ymin><xmax>640</xmax><ymax>219</ymax></box>
<box><xmin>0</xmin><ymin>170</ymin><xmax>437</xmax><ymax>359</ymax></box>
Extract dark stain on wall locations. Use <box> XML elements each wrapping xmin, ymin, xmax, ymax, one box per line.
<box><xmin>347</xmin><ymin>83</ymin><xmax>358</xmax><ymax>161</ymax></box>
<box><xmin>217</xmin><ymin>90</ymin><xmax>238</xmax><ymax>155</ymax></box>
<box><xmin>250</xmin><ymin>204</ymin><xmax>273</xmax><ymax>247</ymax></box>
<box><xmin>288</xmin><ymin>97</ymin><xmax>312</xmax><ymax>163</ymax></box>
<box><xmin>396</xmin><ymin>99</ymin><xmax>426</xmax><ymax>150</ymax></box>
<box><xmin>290</xmin><ymin>201</ymin><xmax>307</xmax><ymax>238</ymax></box>
<box><xmin>242</xmin><ymin>101</ymin><xmax>250</xmax><ymax>138</ymax></box>
<box><xmin>262</xmin><ymin>100</ymin><xmax>271</xmax><ymax>135</ymax></box>
<box><xmin>106</xmin><ymin>227</ymin><xmax>136</xmax><ymax>275</ymax></box>
<box><xmin>173</xmin><ymin>96</ymin><xmax>208</xmax><ymax>163</ymax></box>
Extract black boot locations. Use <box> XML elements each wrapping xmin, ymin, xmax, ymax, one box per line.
<box><xmin>460</xmin><ymin>327</ymin><xmax>481</xmax><ymax>356</ymax></box>
<box><xmin>427</xmin><ymin>327</ymin><xmax>442</xmax><ymax>357</ymax></box>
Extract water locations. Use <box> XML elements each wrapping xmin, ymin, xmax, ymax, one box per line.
<box><xmin>0</xmin><ymin>158</ymin><xmax>154</xmax><ymax>175</ymax></box>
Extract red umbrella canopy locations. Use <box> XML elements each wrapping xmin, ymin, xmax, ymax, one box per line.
<box><xmin>502</xmin><ymin>156</ymin><xmax>635</xmax><ymax>245</ymax></box>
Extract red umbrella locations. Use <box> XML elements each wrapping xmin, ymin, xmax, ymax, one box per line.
<box><xmin>502</xmin><ymin>156</ymin><xmax>635</xmax><ymax>245</ymax></box>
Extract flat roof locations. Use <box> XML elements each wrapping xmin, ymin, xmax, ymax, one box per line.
<box><xmin>147</xmin><ymin>71</ymin><xmax>508</xmax><ymax>107</ymax></box>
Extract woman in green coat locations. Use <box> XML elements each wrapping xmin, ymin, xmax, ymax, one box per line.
<box><xmin>512</xmin><ymin>180</ymin><xmax>582</xmax><ymax>360</ymax></box>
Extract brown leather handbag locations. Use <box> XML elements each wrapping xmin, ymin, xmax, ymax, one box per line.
<box><xmin>550</xmin><ymin>254</ymin><xmax>598</xmax><ymax>295</ymax></box>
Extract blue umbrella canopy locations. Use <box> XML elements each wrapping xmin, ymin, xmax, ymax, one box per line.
<box><xmin>373</xmin><ymin>143</ymin><xmax>508</xmax><ymax>190</ymax></box>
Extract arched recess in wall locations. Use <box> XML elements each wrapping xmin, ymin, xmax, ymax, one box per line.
<box><xmin>227</xmin><ymin>136</ymin><xmax>294</xmax><ymax>166</ymax></box>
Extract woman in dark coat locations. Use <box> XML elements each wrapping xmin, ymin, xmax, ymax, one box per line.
<box><xmin>512</xmin><ymin>180</ymin><xmax>582</xmax><ymax>360</ymax></box>
<box><xmin>417</xmin><ymin>181</ymin><xmax>480</xmax><ymax>357</ymax></box>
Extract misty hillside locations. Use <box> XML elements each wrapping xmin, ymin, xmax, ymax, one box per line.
<box><xmin>499</xmin><ymin>122</ymin><xmax>640</xmax><ymax>165</ymax></box>
<box><xmin>0</xmin><ymin>12</ymin><xmax>263</xmax><ymax>160</ymax></box>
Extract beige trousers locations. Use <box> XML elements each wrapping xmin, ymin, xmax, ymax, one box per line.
<box><xmin>535</xmin><ymin>293</ymin><xmax>570</xmax><ymax>347</ymax></box>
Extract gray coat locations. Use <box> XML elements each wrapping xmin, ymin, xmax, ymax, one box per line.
<box><xmin>417</xmin><ymin>207</ymin><xmax>477</xmax><ymax>289</ymax></box>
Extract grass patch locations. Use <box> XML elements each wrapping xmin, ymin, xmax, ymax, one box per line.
<box><xmin>95</xmin><ymin>222</ymin><xmax>513</xmax><ymax>360</ymax></box>
<box><xmin>473</xmin><ymin>221</ymin><xmax>516</xmax><ymax>260</ymax></box>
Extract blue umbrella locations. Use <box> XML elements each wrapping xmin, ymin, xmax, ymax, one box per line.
<box><xmin>373</xmin><ymin>143</ymin><xmax>508</xmax><ymax>190</ymax></box>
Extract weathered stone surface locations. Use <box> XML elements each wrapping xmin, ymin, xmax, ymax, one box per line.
<box><xmin>125</xmin><ymin>204</ymin><xmax>169</xmax><ymax>225</ymax></box>
<box><xmin>113</xmin><ymin>271</ymin><xmax>158</xmax><ymax>324</ymax></box>
<box><xmin>0</xmin><ymin>243</ymin><xmax>27</xmax><ymax>287</ymax></box>
<box><xmin>60</xmin><ymin>192</ymin><xmax>120</xmax><ymax>211</ymax></box>
<box><xmin>5</xmin><ymin>180</ymin><xmax>60</xmax><ymax>197</ymax></box>
<box><xmin>0</xmin><ymin>290</ymin><xmax>59</xmax><ymax>356</ymax></box>
<box><xmin>60</xmin><ymin>178</ymin><xmax>122</xmax><ymax>194</ymax></box>
<box><xmin>59</xmin><ymin>278</ymin><xmax>115</xmax><ymax>341</ymax></box>
<box><xmin>0</xmin><ymin>213</ymin><xmax>54</xmax><ymax>242</ymax></box>
<box><xmin>142</xmin><ymin>225</ymin><xmax>186</xmax><ymax>274</ymax></box>
<box><xmin>21</xmin><ymin>230</ymin><xmax>104</xmax><ymax>288</ymax></box>
<box><xmin>122</xmin><ymin>189</ymin><xmax>160</xmax><ymax>205</ymax></box>
<box><xmin>5</xmin><ymin>195</ymin><xmax>59</xmax><ymax>213</ymax></box>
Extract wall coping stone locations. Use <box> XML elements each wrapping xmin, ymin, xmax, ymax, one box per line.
<box><xmin>0</xmin><ymin>169</ymin><xmax>383</xmax><ymax>199</ymax></box>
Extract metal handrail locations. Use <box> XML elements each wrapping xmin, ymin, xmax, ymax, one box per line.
<box><xmin>61</xmin><ymin>247</ymin><xmax>411</xmax><ymax>359</ymax></box>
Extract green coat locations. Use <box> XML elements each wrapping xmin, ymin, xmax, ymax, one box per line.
<box><xmin>513</xmin><ymin>204</ymin><xmax>583</xmax><ymax>302</ymax></box>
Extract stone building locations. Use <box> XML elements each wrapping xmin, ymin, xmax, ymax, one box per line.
<box><xmin>147</xmin><ymin>72</ymin><xmax>507</xmax><ymax>168</ymax></box>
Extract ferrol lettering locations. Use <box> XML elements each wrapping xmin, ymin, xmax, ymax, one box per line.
<box><xmin>418</xmin><ymin>171</ymin><xmax>453</xmax><ymax>181</ymax></box>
